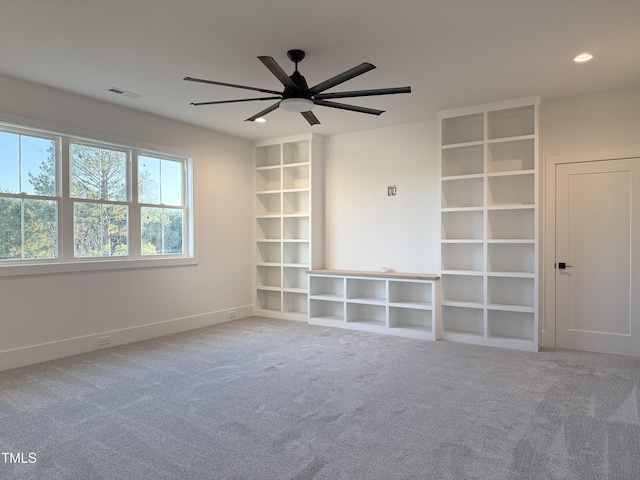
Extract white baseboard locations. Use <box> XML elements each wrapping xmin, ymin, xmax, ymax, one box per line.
<box><xmin>0</xmin><ymin>305</ymin><xmax>254</xmax><ymax>372</ymax></box>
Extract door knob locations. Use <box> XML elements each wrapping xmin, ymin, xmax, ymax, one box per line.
<box><xmin>558</xmin><ymin>262</ymin><xmax>573</xmax><ymax>269</ymax></box>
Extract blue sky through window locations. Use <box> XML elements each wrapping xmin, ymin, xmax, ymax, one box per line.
<box><xmin>139</xmin><ymin>155</ymin><xmax>183</xmax><ymax>206</ymax></box>
<box><xmin>0</xmin><ymin>132</ymin><xmax>54</xmax><ymax>195</ymax></box>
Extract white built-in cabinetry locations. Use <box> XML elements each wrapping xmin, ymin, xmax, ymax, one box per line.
<box><xmin>439</xmin><ymin>97</ymin><xmax>539</xmax><ymax>351</ymax></box>
<box><xmin>307</xmin><ymin>270</ymin><xmax>439</xmax><ymax>341</ymax></box>
<box><xmin>254</xmin><ymin>134</ymin><xmax>324</xmax><ymax>320</ymax></box>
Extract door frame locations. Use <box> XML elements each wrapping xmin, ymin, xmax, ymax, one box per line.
<box><xmin>543</xmin><ymin>147</ymin><xmax>640</xmax><ymax>349</ymax></box>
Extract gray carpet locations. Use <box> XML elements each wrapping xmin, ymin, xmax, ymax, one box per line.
<box><xmin>1</xmin><ymin>317</ymin><xmax>640</xmax><ymax>479</ymax></box>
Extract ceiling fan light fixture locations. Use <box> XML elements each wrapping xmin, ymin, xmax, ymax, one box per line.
<box><xmin>279</xmin><ymin>98</ymin><xmax>314</xmax><ymax>113</ymax></box>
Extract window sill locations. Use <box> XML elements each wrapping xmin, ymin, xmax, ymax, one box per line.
<box><xmin>0</xmin><ymin>256</ymin><xmax>197</xmax><ymax>278</ymax></box>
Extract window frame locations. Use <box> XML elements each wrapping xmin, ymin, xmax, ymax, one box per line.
<box><xmin>0</xmin><ymin>120</ymin><xmax>195</xmax><ymax>277</ymax></box>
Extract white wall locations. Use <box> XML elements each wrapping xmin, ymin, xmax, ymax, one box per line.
<box><xmin>324</xmin><ymin>120</ymin><xmax>439</xmax><ymax>274</ymax></box>
<box><xmin>540</xmin><ymin>85</ymin><xmax>640</xmax><ymax>346</ymax></box>
<box><xmin>542</xmin><ymin>86</ymin><xmax>640</xmax><ymax>158</ymax></box>
<box><xmin>0</xmin><ymin>74</ymin><xmax>254</xmax><ymax>370</ymax></box>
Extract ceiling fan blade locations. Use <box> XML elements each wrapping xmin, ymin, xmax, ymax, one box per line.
<box><xmin>314</xmin><ymin>99</ymin><xmax>384</xmax><ymax>116</ymax></box>
<box><xmin>301</xmin><ymin>111</ymin><xmax>321</xmax><ymax>125</ymax></box>
<box><xmin>314</xmin><ymin>86</ymin><xmax>411</xmax><ymax>100</ymax></box>
<box><xmin>184</xmin><ymin>76</ymin><xmax>281</xmax><ymax>96</ymax></box>
<box><xmin>308</xmin><ymin>63</ymin><xmax>376</xmax><ymax>95</ymax></box>
<box><xmin>190</xmin><ymin>97</ymin><xmax>281</xmax><ymax>106</ymax></box>
<box><xmin>258</xmin><ymin>56</ymin><xmax>299</xmax><ymax>91</ymax></box>
<box><xmin>244</xmin><ymin>102</ymin><xmax>281</xmax><ymax>122</ymax></box>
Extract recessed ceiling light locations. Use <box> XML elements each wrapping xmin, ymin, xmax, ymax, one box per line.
<box><xmin>254</xmin><ymin>117</ymin><xmax>267</xmax><ymax>123</ymax></box>
<box><xmin>574</xmin><ymin>53</ymin><xmax>593</xmax><ymax>63</ymax></box>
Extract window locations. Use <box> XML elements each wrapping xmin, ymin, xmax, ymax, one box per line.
<box><xmin>0</xmin><ymin>122</ymin><xmax>193</xmax><ymax>274</ymax></box>
<box><xmin>71</xmin><ymin>143</ymin><xmax>129</xmax><ymax>257</ymax></box>
<box><xmin>139</xmin><ymin>155</ymin><xmax>185</xmax><ymax>255</ymax></box>
<box><xmin>0</xmin><ymin>130</ymin><xmax>58</xmax><ymax>260</ymax></box>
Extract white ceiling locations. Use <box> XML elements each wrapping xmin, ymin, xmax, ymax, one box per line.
<box><xmin>1</xmin><ymin>0</ymin><xmax>639</xmax><ymax>141</ymax></box>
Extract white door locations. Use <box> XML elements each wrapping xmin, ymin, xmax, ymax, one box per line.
<box><xmin>556</xmin><ymin>158</ymin><xmax>640</xmax><ymax>356</ymax></box>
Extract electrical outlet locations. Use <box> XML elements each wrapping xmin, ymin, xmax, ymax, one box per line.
<box><xmin>228</xmin><ymin>311</ymin><xmax>237</xmax><ymax>319</ymax></box>
<box><xmin>98</xmin><ymin>335</ymin><xmax>111</xmax><ymax>346</ymax></box>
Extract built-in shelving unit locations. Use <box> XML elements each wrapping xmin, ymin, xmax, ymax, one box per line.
<box><xmin>307</xmin><ymin>270</ymin><xmax>440</xmax><ymax>341</ymax></box>
<box><xmin>438</xmin><ymin>98</ymin><xmax>539</xmax><ymax>351</ymax></box>
<box><xmin>254</xmin><ymin>134</ymin><xmax>324</xmax><ymax>320</ymax></box>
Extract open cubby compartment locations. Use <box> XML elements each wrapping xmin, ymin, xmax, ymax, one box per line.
<box><xmin>310</xmin><ymin>298</ymin><xmax>345</xmax><ymax>322</ymax></box>
<box><xmin>256</xmin><ymin>241</ymin><xmax>281</xmax><ymax>264</ymax></box>
<box><xmin>310</xmin><ymin>275</ymin><xmax>345</xmax><ymax>299</ymax></box>
<box><xmin>346</xmin><ymin>303</ymin><xmax>386</xmax><ymax>326</ymax></box>
<box><xmin>441</xmin><ymin>113</ymin><xmax>484</xmax><ymax>145</ymax></box>
<box><xmin>487</xmin><ymin>174</ymin><xmax>534</xmax><ymax>206</ymax></box>
<box><xmin>255</xmin><ymin>144</ymin><xmax>281</xmax><ymax>168</ymax></box>
<box><xmin>388</xmin><ymin>280</ymin><xmax>432</xmax><ymax>307</ymax></box>
<box><xmin>441</xmin><ymin>144</ymin><xmax>484</xmax><ymax>177</ymax></box>
<box><xmin>346</xmin><ymin>278</ymin><xmax>386</xmax><ymax>303</ymax></box>
<box><xmin>256</xmin><ymin>192</ymin><xmax>281</xmax><ymax>216</ymax></box>
<box><xmin>283</xmin><ymin>266</ymin><xmax>307</xmax><ymax>290</ymax></box>
<box><xmin>488</xmin><ymin>243</ymin><xmax>535</xmax><ymax>274</ymax></box>
<box><xmin>256</xmin><ymin>265</ymin><xmax>282</xmax><ymax>288</ymax></box>
<box><xmin>487</xmin><ymin>310</ymin><xmax>534</xmax><ymax>342</ymax></box>
<box><xmin>487</xmin><ymin>208</ymin><xmax>534</xmax><ymax>240</ymax></box>
<box><xmin>389</xmin><ymin>307</ymin><xmax>432</xmax><ymax>331</ymax></box>
<box><xmin>283</xmin><ymin>241</ymin><xmax>309</xmax><ymax>265</ymax></box>
<box><xmin>257</xmin><ymin>289</ymin><xmax>282</xmax><ymax>312</ymax></box>
<box><xmin>283</xmin><ymin>291</ymin><xmax>308</xmax><ymax>314</ymax></box>
<box><xmin>487</xmin><ymin>138</ymin><xmax>534</xmax><ymax>173</ymax></box>
<box><xmin>487</xmin><ymin>276</ymin><xmax>534</xmax><ymax>309</ymax></box>
<box><xmin>256</xmin><ymin>166</ymin><xmax>281</xmax><ymax>192</ymax></box>
<box><xmin>441</xmin><ymin>177</ymin><xmax>484</xmax><ymax>208</ymax></box>
<box><xmin>283</xmin><ymin>164</ymin><xmax>309</xmax><ymax>190</ymax></box>
<box><xmin>441</xmin><ymin>274</ymin><xmax>483</xmax><ymax>304</ymax></box>
<box><xmin>283</xmin><ymin>216</ymin><xmax>309</xmax><ymax>240</ymax></box>
<box><xmin>282</xmin><ymin>140</ymin><xmax>310</xmax><ymax>165</ymax></box>
<box><xmin>283</xmin><ymin>190</ymin><xmax>309</xmax><ymax>215</ymax></box>
<box><xmin>487</xmin><ymin>105</ymin><xmax>535</xmax><ymax>140</ymax></box>
<box><xmin>441</xmin><ymin>243</ymin><xmax>483</xmax><ymax>272</ymax></box>
<box><xmin>256</xmin><ymin>217</ymin><xmax>281</xmax><ymax>240</ymax></box>
<box><xmin>441</xmin><ymin>210</ymin><xmax>483</xmax><ymax>240</ymax></box>
<box><xmin>441</xmin><ymin>305</ymin><xmax>484</xmax><ymax>336</ymax></box>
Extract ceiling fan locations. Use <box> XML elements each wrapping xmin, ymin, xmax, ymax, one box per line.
<box><xmin>184</xmin><ymin>49</ymin><xmax>411</xmax><ymax>125</ymax></box>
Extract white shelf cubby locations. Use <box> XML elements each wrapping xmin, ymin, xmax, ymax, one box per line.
<box><xmin>283</xmin><ymin>266</ymin><xmax>308</xmax><ymax>291</ymax></box>
<box><xmin>256</xmin><ymin>241</ymin><xmax>281</xmax><ymax>265</ymax></box>
<box><xmin>441</xmin><ymin>210</ymin><xmax>484</xmax><ymax>240</ymax></box>
<box><xmin>487</xmin><ymin>138</ymin><xmax>535</xmax><ymax>173</ymax></box>
<box><xmin>441</xmin><ymin>113</ymin><xmax>484</xmax><ymax>145</ymax></box>
<box><xmin>441</xmin><ymin>243</ymin><xmax>484</xmax><ymax>272</ymax></box>
<box><xmin>255</xmin><ymin>166</ymin><xmax>281</xmax><ymax>192</ymax></box>
<box><xmin>256</xmin><ymin>192</ymin><xmax>281</xmax><ymax>216</ymax></box>
<box><xmin>441</xmin><ymin>144</ymin><xmax>484</xmax><ymax>177</ymax></box>
<box><xmin>441</xmin><ymin>176</ymin><xmax>484</xmax><ymax>209</ymax></box>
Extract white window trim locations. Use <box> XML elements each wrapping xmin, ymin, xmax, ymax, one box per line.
<box><xmin>0</xmin><ymin>115</ymin><xmax>197</xmax><ymax>278</ymax></box>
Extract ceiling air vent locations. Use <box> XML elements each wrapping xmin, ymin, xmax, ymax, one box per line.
<box><xmin>107</xmin><ymin>87</ymin><xmax>142</xmax><ymax>99</ymax></box>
